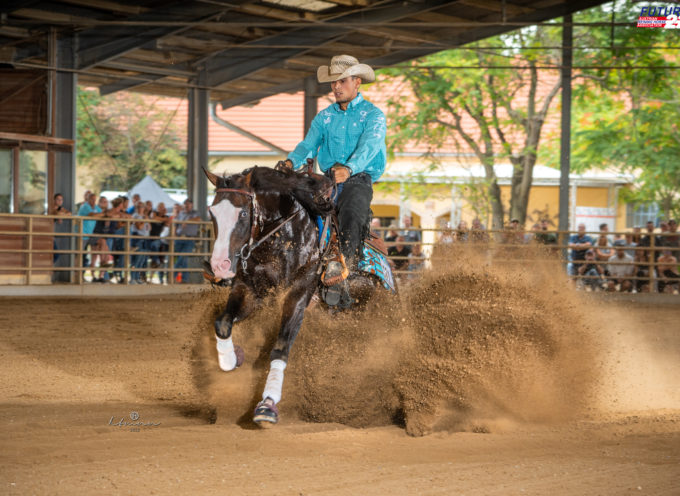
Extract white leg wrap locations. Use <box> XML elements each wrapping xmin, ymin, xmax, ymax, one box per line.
<box><xmin>262</xmin><ymin>359</ymin><xmax>287</xmax><ymax>404</ymax></box>
<box><xmin>216</xmin><ymin>336</ymin><xmax>238</xmax><ymax>371</ymax></box>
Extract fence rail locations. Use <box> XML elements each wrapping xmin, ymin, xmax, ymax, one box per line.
<box><xmin>0</xmin><ymin>213</ymin><xmax>678</xmax><ymax>293</ymax></box>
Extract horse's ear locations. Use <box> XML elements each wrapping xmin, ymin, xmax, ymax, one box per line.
<box><xmin>204</xmin><ymin>167</ymin><xmax>220</xmax><ymax>187</ymax></box>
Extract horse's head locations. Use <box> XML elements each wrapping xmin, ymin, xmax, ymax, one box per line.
<box><xmin>205</xmin><ymin>168</ymin><xmax>256</xmax><ymax>280</ymax></box>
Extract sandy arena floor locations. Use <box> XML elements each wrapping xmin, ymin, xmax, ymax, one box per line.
<box><xmin>0</xmin><ymin>281</ymin><xmax>678</xmax><ymax>494</ymax></box>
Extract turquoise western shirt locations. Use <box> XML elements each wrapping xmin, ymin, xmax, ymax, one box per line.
<box><xmin>287</xmin><ymin>93</ymin><xmax>386</xmax><ymax>182</ymax></box>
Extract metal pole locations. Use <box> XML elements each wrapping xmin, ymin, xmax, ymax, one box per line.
<box><xmin>187</xmin><ymin>69</ymin><xmax>209</xmax><ymax>220</ymax></box>
<box><xmin>558</xmin><ymin>14</ymin><xmax>573</xmax><ymax>261</ymax></box>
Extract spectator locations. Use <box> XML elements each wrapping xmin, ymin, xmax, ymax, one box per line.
<box><xmin>171</xmin><ymin>202</ymin><xmax>181</xmax><ymax>220</ymax></box>
<box><xmin>400</xmin><ymin>215</ymin><xmax>421</xmax><ymax>244</ymax></box>
<box><xmin>174</xmin><ymin>198</ymin><xmax>200</xmax><ymax>283</ymax></box>
<box><xmin>657</xmin><ymin>249</ymin><xmax>679</xmax><ymax>294</ymax></box>
<box><xmin>145</xmin><ymin>200</ymin><xmax>153</xmax><ymax>214</ymax></box>
<box><xmin>454</xmin><ymin>220</ymin><xmax>468</xmax><ymax>243</ymax></box>
<box><xmin>504</xmin><ymin>218</ymin><xmax>525</xmax><ymax>244</ymax></box>
<box><xmin>667</xmin><ymin>219</ymin><xmax>679</xmax><ymax>256</ymax></box>
<box><xmin>577</xmin><ymin>249</ymin><xmax>605</xmax><ymax>291</ymax></box>
<box><xmin>626</xmin><ymin>227</ymin><xmax>641</xmax><ymax>259</ymax></box>
<box><xmin>75</xmin><ymin>190</ymin><xmax>91</xmax><ymax>212</ymax></box>
<box><xmin>568</xmin><ymin>223</ymin><xmax>594</xmax><ymax>276</ymax></box>
<box><xmin>607</xmin><ymin>240</ymin><xmax>635</xmax><ymax>292</ymax></box>
<box><xmin>469</xmin><ymin>218</ymin><xmax>489</xmax><ymax>243</ymax></box>
<box><xmin>438</xmin><ymin>221</ymin><xmax>455</xmax><ymax>245</ymax></box>
<box><xmin>634</xmin><ymin>250</ymin><xmax>653</xmax><ymax>293</ymax></box>
<box><xmin>130</xmin><ymin>201</ymin><xmax>151</xmax><ymax>283</ymax></box>
<box><xmin>639</xmin><ymin>221</ymin><xmax>661</xmax><ymax>262</ymax></box>
<box><xmin>49</xmin><ymin>193</ymin><xmax>72</xmax><ymax>267</ymax></box>
<box><xmin>77</xmin><ymin>192</ymin><xmax>103</xmax><ymax>270</ymax></box>
<box><xmin>407</xmin><ymin>243</ymin><xmax>425</xmax><ymax>276</ymax></box>
<box><xmin>594</xmin><ymin>234</ymin><xmax>613</xmax><ymax>275</ymax></box>
<box><xmin>370</xmin><ymin>218</ymin><xmax>383</xmax><ymax>239</ymax></box>
<box><xmin>126</xmin><ymin>193</ymin><xmax>141</xmax><ymax>214</ymax></box>
<box><xmin>149</xmin><ymin>202</ymin><xmax>170</xmax><ymax>284</ymax></box>
<box><xmin>89</xmin><ymin>196</ymin><xmax>114</xmax><ymax>282</ymax></box>
<box><xmin>385</xmin><ymin>221</ymin><xmax>399</xmax><ymax>244</ymax></box>
<box><xmin>49</xmin><ymin>193</ymin><xmax>71</xmax><ymax>218</ymax></box>
<box><xmin>107</xmin><ymin>197</ymin><xmax>129</xmax><ymax>282</ymax></box>
<box><xmin>388</xmin><ymin>235</ymin><xmax>411</xmax><ymax>278</ymax></box>
<box><xmin>535</xmin><ymin>219</ymin><xmax>557</xmax><ymax>245</ymax></box>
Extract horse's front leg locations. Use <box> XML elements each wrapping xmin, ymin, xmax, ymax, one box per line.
<box><xmin>215</xmin><ymin>281</ymin><xmax>256</xmax><ymax>372</ymax></box>
<box><xmin>254</xmin><ymin>268</ymin><xmax>317</xmax><ymax>426</ymax></box>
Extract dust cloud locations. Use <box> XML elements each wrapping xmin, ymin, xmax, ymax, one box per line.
<box><xmin>191</xmin><ymin>245</ymin><xmax>675</xmax><ymax>435</ymax></box>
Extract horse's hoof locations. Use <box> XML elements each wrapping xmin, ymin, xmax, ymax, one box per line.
<box><xmin>253</xmin><ymin>400</ymin><xmax>279</xmax><ymax>427</ymax></box>
<box><xmin>234</xmin><ymin>345</ymin><xmax>244</xmax><ymax>368</ymax></box>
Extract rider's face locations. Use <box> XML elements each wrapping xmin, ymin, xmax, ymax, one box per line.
<box><xmin>331</xmin><ymin>77</ymin><xmax>361</xmax><ymax>106</ymax></box>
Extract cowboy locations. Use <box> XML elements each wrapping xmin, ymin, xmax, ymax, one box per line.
<box><xmin>279</xmin><ymin>55</ymin><xmax>387</xmax><ymax>306</ymax></box>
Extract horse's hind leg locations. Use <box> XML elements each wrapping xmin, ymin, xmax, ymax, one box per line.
<box><xmin>254</xmin><ymin>270</ymin><xmax>316</xmax><ymax>425</ymax></box>
<box><xmin>214</xmin><ymin>282</ymin><xmax>255</xmax><ymax>371</ymax></box>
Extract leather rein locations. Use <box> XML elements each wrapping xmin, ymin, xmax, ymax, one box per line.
<box><xmin>214</xmin><ymin>186</ymin><xmax>300</xmax><ymax>270</ymax></box>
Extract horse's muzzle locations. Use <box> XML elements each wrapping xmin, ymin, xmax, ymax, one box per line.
<box><xmin>211</xmin><ymin>257</ymin><xmax>235</xmax><ymax>280</ymax></box>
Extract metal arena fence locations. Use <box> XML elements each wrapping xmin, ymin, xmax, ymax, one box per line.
<box><xmin>0</xmin><ymin>212</ymin><xmax>678</xmax><ymax>293</ymax></box>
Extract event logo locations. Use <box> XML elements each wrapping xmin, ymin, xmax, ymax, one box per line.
<box><xmin>637</xmin><ymin>5</ymin><xmax>680</xmax><ymax>28</ymax></box>
<box><xmin>108</xmin><ymin>411</ymin><xmax>161</xmax><ymax>431</ymax></box>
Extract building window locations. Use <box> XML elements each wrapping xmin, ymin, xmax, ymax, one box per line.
<box><xmin>18</xmin><ymin>150</ymin><xmax>47</xmax><ymax>214</ymax></box>
<box><xmin>626</xmin><ymin>203</ymin><xmax>659</xmax><ymax>228</ymax></box>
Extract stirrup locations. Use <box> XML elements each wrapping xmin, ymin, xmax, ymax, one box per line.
<box><xmin>321</xmin><ymin>256</ymin><xmax>349</xmax><ymax>287</ymax></box>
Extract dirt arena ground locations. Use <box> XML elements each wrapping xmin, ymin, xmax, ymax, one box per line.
<box><xmin>1</xmin><ymin>270</ymin><xmax>679</xmax><ymax>494</ymax></box>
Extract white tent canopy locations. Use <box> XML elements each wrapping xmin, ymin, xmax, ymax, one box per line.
<box><xmin>128</xmin><ymin>175</ymin><xmax>180</xmax><ymax>209</ymax></box>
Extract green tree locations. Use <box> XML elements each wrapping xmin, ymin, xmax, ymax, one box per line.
<box><xmin>540</xmin><ymin>1</ymin><xmax>680</xmax><ymax>219</ymax></box>
<box><xmin>382</xmin><ymin>25</ymin><xmax>563</xmax><ymax>230</ymax></box>
<box><xmin>77</xmin><ymin>88</ymin><xmax>186</xmax><ymax>192</ymax></box>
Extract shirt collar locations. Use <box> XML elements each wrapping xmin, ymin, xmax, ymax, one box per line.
<box><xmin>333</xmin><ymin>92</ymin><xmax>364</xmax><ymax>112</ymax></box>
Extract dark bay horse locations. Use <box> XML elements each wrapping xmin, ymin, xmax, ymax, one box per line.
<box><xmin>205</xmin><ymin>165</ymin><xmax>370</xmax><ymax>426</ymax></box>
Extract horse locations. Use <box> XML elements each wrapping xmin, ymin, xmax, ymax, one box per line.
<box><xmin>204</xmin><ymin>165</ymin><xmax>395</xmax><ymax>426</ymax></box>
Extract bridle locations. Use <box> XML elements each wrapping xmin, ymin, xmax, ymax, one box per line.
<box><xmin>214</xmin><ymin>185</ymin><xmax>300</xmax><ymax>270</ymax></box>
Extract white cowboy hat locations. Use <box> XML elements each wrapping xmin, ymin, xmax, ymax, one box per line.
<box><xmin>317</xmin><ymin>54</ymin><xmax>375</xmax><ymax>83</ymax></box>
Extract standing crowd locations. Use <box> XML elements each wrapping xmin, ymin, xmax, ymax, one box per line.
<box><xmin>48</xmin><ymin>191</ymin><xmax>202</xmax><ymax>284</ymax></box>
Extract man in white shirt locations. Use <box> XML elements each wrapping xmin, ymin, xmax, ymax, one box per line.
<box><xmin>607</xmin><ymin>239</ymin><xmax>635</xmax><ymax>292</ymax></box>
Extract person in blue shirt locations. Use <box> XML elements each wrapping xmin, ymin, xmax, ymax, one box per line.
<box><xmin>568</xmin><ymin>223</ymin><xmax>594</xmax><ymax>276</ymax></box>
<box><xmin>280</xmin><ymin>55</ymin><xmax>386</xmax><ymax>303</ymax></box>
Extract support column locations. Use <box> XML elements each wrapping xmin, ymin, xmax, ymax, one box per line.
<box><xmin>54</xmin><ymin>35</ymin><xmax>77</xmax><ymax>283</ymax></box>
<box><xmin>187</xmin><ymin>69</ymin><xmax>209</xmax><ymax>220</ymax></box>
<box><xmin>558</xmin><ymin>14</ymin><xmax>573</xmax><ymax>257</ymax></box>
<box><xmin>303</xmin><ymin>76</ymin><xmax>320</xmax><ymax>136</ymax></box>
<box><xmin>303</xmin><ymin>76</ymin><xmax>321</xmax><ymax>172</ymax></box>
<box><xmin>54</xmin><ymin>35</ymin><xmax>77</xmax><ymax>211</ymax></box>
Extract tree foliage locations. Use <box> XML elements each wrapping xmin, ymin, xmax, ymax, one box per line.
<box><xmin>76</xmin><ymin>88</ymin><xmax>186</xmax><ymax>192</ymax></box>
<box><xmin>381</xmin><ymin>25</ymin><xmax>563</xmax><ymax>229</ymax></box>
<box><xmin>540</xmin><ymin>1</ymin><xmax>680</xmax><ymax>220</ymax></box>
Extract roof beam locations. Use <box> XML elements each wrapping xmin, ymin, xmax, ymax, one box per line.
<box><xmin>99</xmin><ymin>74</ymin><xmax>166</xmax><ymax>95</ymax></box>
<box><xmin>0</xmin><ymin>1</ymin><xmax>41</xmax><ymax>15</ymax></box>
<box><xmin>76</xmin><ymin>1</ymin><xmax>238</xmax><ymax>70</ymax></box>
<box><xmin>204</xmin><ymin>0</ymin><xmax>460</xmax><ymax>87</ymax></box>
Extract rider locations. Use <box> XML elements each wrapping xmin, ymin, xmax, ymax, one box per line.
<box><xmin>280</xmin><ymin>55</ymin><xmax>387</xmax><ymax>305</ymax></box>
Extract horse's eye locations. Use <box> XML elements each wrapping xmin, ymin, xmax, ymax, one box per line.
<box><xmin>240</xmin><ymin>210</ymin><xmax>248</xmax><ymax>218</ymax></box>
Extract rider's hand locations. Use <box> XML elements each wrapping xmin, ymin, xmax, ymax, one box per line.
<box><xmin>332</xmin><ymin>164</ymin><xmax>352</xmax><ymax>183</ymax></box>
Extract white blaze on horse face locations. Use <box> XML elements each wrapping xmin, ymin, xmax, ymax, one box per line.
<box><xmin>209</xmin><ymin>199</ymin><xmax>242</xmax><ymax>280</ymax></box>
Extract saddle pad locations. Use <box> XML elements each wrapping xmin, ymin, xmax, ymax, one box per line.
<box><xmin>359</xmin><ymin>243</ymin><xmax>396</xmax><ymax>293</ymax></box>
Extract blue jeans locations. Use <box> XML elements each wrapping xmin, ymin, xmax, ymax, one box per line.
<box><xmin>150</xmin><ymin>239</ymin><xmax>168</xmax><ymax>283</ymax></box>
<box><xmin>131</xmin><ymin>238</ymin><xmax>148</xmax><ymax>281</ymax></box>
<box><xmin>174</xmin><ymin>239</ymin><xmax>195</xmax><ymax>282</ymax></box>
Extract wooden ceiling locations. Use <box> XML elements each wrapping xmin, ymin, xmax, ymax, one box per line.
<box><xmin>0</xmin><ymin>0</ymin><xmax>608</xmax><ymax>109</ymax></box>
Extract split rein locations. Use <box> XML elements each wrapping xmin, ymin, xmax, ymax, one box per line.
<box><xmin>214</xmin><ymin>187</ymin><xmax>300</xmax><ymax>270</ymax></box>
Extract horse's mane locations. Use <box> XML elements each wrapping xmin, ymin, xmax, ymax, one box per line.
<box><xmin>226</xmin><ymin>166</ymin><xmax>334</xmax><ymax>217</ymax></box>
